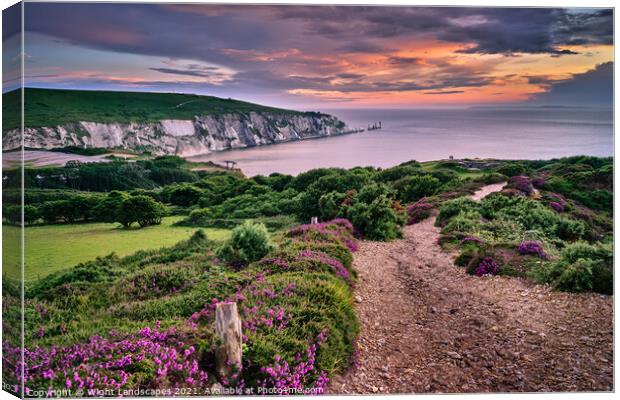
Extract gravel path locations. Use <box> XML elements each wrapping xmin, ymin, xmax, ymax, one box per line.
<box><xmin>329</xmin><ymin>185</ymin><xmax>613</xmax><ymax>394</ymax></box>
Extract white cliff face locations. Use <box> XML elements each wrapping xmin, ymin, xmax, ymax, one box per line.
<box><xmin>3</xmin><ymin>112</ymin><xmax>347</xmax><ymax>156</ymax></box>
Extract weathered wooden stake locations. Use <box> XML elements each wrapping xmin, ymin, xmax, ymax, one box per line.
<box><xmin>311</xmin><ymin>216</ymin><xmax>318</xmax><ymax>224</ymax></box>
<box><xmin>215</xmin><ymin>302</ymin><xmax>243</xmax><ymax>380</ymax></box>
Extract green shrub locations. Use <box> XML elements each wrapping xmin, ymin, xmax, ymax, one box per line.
<box><xmin>216</xmin><ymin>221</ymin><xmax>276</xmax><ymax>266</ymax></box>
<box><xmin>555</xmin><ymin>218</ymin><xmax>586</xmax><ymax>241</ymax></box>
<box><xmin>528</xmin><ymin>242</ymin><xmax>612</xmax><ymax>294</ymax></box>
<box><xmin>455</xmin><ymin>247</ymin><xmax>477</xmax><ymax>267</ymax></box>
<box><xmin>478</xmin><ymin>172</ymin><xmax>508</xmax><ymax>184</ymax></box>
<box><xmin>436</xmin><ymin>197</ymin><xmax>479</xmax><ymax>226</ymax></box>
<box><xmin>3</xmin><ymin>204</ymin><xmax>22</xmax><ymax>225</ymax></box>
<box><xmin>442</xmin><ymin>211</ymin><xmax>481</xmax><ymax>233</ymax></box>
<box><xmin>496</xmin><ymin>163</ymin><xmax>527</xmax><ymax>177</ymax></box>
<box><xmin>348</xmin><ymin>194</ymin><xmax>404</xmax><ymax>241</ymax></box>
<box><xmin>24</xmin><ymin>205</ymin><xmax>39</xmax><ymax>224</ymax></box>
<box><xmin>319</xmin><ymin>191</ymin><xmax>346</xmax><ymax>221</ymax></box>
<box><xmin>554</xmin><ymin>260</ymin><xmax>594</xmax><ymax>292</ymax></box>
<box><xmin>394</xmin><ymin>174</ymin><xmax>441</xmax><ymax>203</ymax></box>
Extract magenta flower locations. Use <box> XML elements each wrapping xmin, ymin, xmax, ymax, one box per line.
<box><xmin>474</xmin><ymin>257</ymin><xmax>499</xmax><ymax>276</ymax></box>
<box><xmin>517</xmin><ymin>241</ymin><xmax>549</xmax><ymax>259</ymax></box>
<box><xmin>549</xmin><ymin>201</ymin><xmax>564</xmax><ymax>213</ymax></box>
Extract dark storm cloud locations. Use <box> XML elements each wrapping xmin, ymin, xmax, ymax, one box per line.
<box><xmin>553</xmin><ymin>9</ymin><xmax>613</xmax><ymax>46</ymax></box>
<box><xmin>24</xmin><ymin>4</ymin><xmax>613</xmax><ymax>62</ymax></box>
<box><xmin>23</xmin><ymin>3</ymin><xmax>287</xmax><ymax>69</ymax></box>
<box><xmin>276</xmin><ymin>6</ymin><xmax>612</xmax><ymax>56</ymax></box>
<box><xmin>530</xmin><ymin>62</ymin><xmax>613</xmax><ymax>106</ymax></box>
<box><xmin>20</xmin><ymin>3</ymin><xmax>613</xmax><ymax>105</ymax></box>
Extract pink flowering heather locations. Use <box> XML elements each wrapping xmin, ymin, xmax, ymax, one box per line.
<box><xmin>286</xmin><ymin>219</ymin><xmax>358</xmax><ymax>253</ymax></box>
<box><xmin>295</xmin><ymin>250</ymin><xmax>350</xmax><ymax>281</ymax></box>
<box><xmin>547</xmin><ymin>192</ymin><xmax>567</xmax><ymax>205</ymax></box>
<box><xmin>258</xmin><ymin>331</ymin><xmax>329</xmax><ymax>394</ymax></box>
<box><xmin>531</xmin><ymin>177</ymin><xmax>546</xmax><ymax>189</ymax></box>
<box><xmin>4</xmin><ymin>323</ymin><xmax>210</xmax><ymax>395</ymax></box>
<box><xmin>474</xmin><ymin>257</ymin><xmax>499</xmax><ymax>276</ymax></box>
<box><xmin>517</xmin><ymin>241</ymin><xmax>549</xmax><ymax>260</ymax></box>
<box><xmin>406</xmin><ymin>202</ymin><xmax>434</xmax><ymax>225</ymax></box>
<box><xmin>256</xmin><ymin>250</ymin><xmax>351</xmax><ymax>283</ymax></box>
<box><xmin>508</xmin><ymin>175</ymin><xmax>533</xmax><ymax>195</ymax></box>
<box><xmin>549</xmin><ymin>201</ymin><xmax>565</xmax><ymax>213</ymax></box>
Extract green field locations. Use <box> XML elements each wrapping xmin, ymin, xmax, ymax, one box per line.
<box><xmin>3</xmin><ymin>216</ymin><xmax>230</xmax><ymax>281</ymax></box>
<box><xmin>2</xmin><ymin>88</ymin><xmax>317</xmax><ymax>130</ymax></box>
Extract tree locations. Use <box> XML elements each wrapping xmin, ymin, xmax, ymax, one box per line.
<box><xmin>162</xmin><ymin>183</ymin><xmax>203</xmax><ymax>206</ymax></box>
<box><xmin>116</xmin><ymin>195</ymin><xmax>167</xmax><ymax>228</ymax></box>
<box><xmin>3</xmin><ymin>205</ymin><xmax>21</xmax><ymax>225</ymax></box>
<box><xmin>39</xmin><ymin>200</ymin><xmax>72</xmax><ymax>223</ymax></box>
<box><xmin>69</xmin><ymin>195</ymin><xmax>100</xmax><ymax>222</ymax></box>
<box><xmin>92</xmin><ymin>191</ymin><xmax>130</xmax><ymax>223</ymax></box>
<box><xmin>24</xmin><ymin>205</ymin><xmax>40</xmax><ymax>225</ymax></box>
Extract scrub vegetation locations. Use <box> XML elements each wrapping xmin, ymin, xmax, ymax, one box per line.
<box><xmin>1</xmin><ymin>155</ymin><xmax>612</xmax><ymax>395</ymax></box>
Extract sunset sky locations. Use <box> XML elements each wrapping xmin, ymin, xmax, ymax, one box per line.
<box><xmin>3</xmin><ymin>3</ymin><xmax>614</xmax><ymax>109</ymax></box>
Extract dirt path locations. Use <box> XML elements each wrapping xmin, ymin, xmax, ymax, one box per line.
<box><xmin>330</xmin><ymin>185</ymin><xmax>613</xmax><ymax>394</ymax></box>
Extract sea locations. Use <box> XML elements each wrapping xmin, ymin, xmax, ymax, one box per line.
<box><xmin>187</xmin><ymin>107</ymin><xmax>614</xmax><ymax>177</ymax></box>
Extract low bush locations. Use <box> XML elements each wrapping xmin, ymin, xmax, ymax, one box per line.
<box><xmin>436</xmin><ymin>197</ymin><xmax>479</xmax><ymax>226</ymax></box>
<box><xmin>216</xmin><ymin>221</ymin><xmax>276</xmax><ymax>267</ymax></box>
<box><xmin>473</xmin><ymin>257</ymin><xmax>500</xmax><ymax>276</ymax></box>
<box><xmin>283</xmin><ymin>240</ymin><xmax>354</xmax><ymax>271</ymax></box>
<box><xmin>406</xmin><ymin>201</ymin><xmax>434</xmax><ymax>225</ymax></box>
<box><xmin>517</xmin><ymin>241</ymin><xmax>549</xmax><ymax>260</ymax></box>
<box><xmin>477</xmin><ymin>172</ymin><xmax>508</xmax><ymax>184</ymax></box>
<box><xmin>528</xmin><ymin>242</ymin><xmax>612</xmax><ymax>294</ymax></box>
<box><xmin>286</xmin><ymin>219</ymin><xmax>358</xmax><ymax>252</ymax></box>
<box><xmin>507</xmin><ymin>175</ymin><xmax>533</xmax><ymax>195</ymax></box>
<box><xmin>394</xmin><ymin>174</ymin><xmax>441</xmax><ymax>203</ymax></box>
<box><xmin>348</xmin><ymin>194</ymin><xmax>405</xmax><ymax>240</ymax></box>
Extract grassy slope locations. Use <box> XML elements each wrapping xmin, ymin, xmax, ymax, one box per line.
<box><xmin>3</xmin><ymin>216</ymin><xmax>230</xmax><ymax>280</ymax></box>
<box><xmin>3</xmin><ymin>88</ymin><xmax>315</xmax><ymax>131</ymax></box>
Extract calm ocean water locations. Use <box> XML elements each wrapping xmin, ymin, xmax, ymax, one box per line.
<box><xmin>188</xmin><ymin>107</ymin><xmax>613</xmax><ymax>176</ymax></box>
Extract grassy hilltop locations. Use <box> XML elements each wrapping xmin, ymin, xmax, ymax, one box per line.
<box><xmin>2</xmin><ymin>88</ymin><xmax>316</xmax><ymax>131</ymax></box>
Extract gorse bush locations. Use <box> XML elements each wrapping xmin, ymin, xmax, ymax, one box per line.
<box><xmin>348</xmin><ymin>194</ymin><xmax>405</xmax><ymax>241</ymax></box>
<box><xmin>528</xmin><ymin>242</ymin><xmax>612</xmax><ymax>294</ymax></box>
<box><xmin>216</xmin><ymin>221</ymin><xmax>276</xmax><ymax>267</ymax></box>
<box><xmin>436</xmin><ymin>197</ymin><xmax>478</xmax><ymax>226</ymax></box>
<box><xmin>394</xmin><ymin>174</ymin><xmax>441</xmax><ymax>202</ymax></box>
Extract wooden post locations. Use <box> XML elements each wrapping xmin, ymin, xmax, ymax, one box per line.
<box><xmin>215</xmin><ymin>302</ymin><xmax>243</xmax><ymax>380</ymax></box>
<box><xmin>311</xmin><ymin>217</ymin><xmax>318</xmax><ymax>224</ymax></box>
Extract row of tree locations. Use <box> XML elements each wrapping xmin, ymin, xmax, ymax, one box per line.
<box><xmin>3</xmin><ymin>192</ymin><xmax>166</xmax><ymax>228</ymax></box>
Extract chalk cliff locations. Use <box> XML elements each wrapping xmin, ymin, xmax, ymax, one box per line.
<box><xmin>2</xmin><ymin>112</ymin><xmax>348</xmax><ymax>156</ymax></box>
